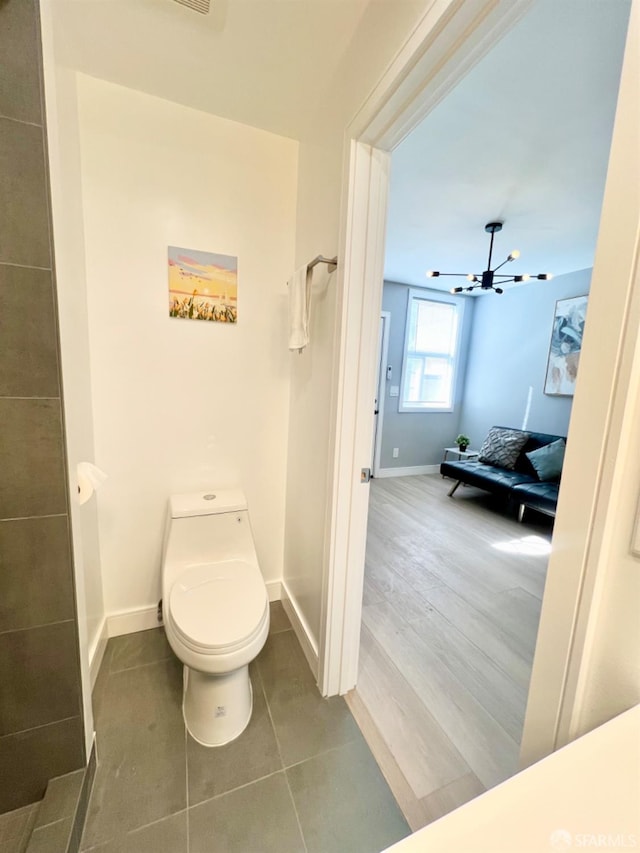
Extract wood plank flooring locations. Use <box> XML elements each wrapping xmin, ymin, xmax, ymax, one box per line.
<box><xmin>346</xmin><ymin>474</ymin><xmax>551</xmax><ymax>831</ymax></box>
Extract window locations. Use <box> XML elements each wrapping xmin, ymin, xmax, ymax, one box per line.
<box><xmin>399</xmin><ymin>292</ymin><xmax>462</xmax><ymax>412</ymax></box>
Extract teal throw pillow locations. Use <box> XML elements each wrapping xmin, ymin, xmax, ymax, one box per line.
<box><xmin>526</xmin><ymin>439</ymin><xmax>566</xmax><ymax>481</ymax></box>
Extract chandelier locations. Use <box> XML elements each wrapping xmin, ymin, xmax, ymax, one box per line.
<box><xmin>425</xmin><ymin>222</ymin><xmax>552</xmax><ymax>295</ymax></box>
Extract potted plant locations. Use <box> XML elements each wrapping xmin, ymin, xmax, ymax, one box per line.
<box><xmin>455</xmin><ymin>434</ymin><xmax>471</xmax><ymax>453</ymax></box>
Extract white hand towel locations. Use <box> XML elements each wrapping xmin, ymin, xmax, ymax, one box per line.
<box><xmin>288</xmin><ymin>265</ymin><xmax>312</xmax><ymax>352</ymax></box>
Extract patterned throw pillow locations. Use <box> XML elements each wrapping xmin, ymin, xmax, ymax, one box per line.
<box><xmin>478</xmin><ymin>427</ymin><xmax>530</xmax><ymax>471</ymax></box>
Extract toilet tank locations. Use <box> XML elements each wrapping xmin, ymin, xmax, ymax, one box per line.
<box><xmin>170</xmin><ymin>490</ymin><xmax>247</xmax><ymax>518</ymax></box>
<box><xmin>162</xmin><ymin>490</ymin><xmax>259</xmax><ymax>591</ymax></box>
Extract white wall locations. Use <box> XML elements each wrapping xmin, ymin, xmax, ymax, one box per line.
<box><xmin>39</xmin><ymin>7</ymin><xmax>104</xmax><ymax>753</ymax></box>
<box><xmin>460</xmin><ymin>268</ymin><xmax>592</xmax><ymax>444</ymax></box>
<box><xmin>283</xmin><ymin>133</ymin><xmax>343</xmax><ymax>648</ymax></box>
<box><xmin>575</xmin><ymin>316</ymin><xmax>640</xmax><ymax>734</ymax></box>
<box><xmin>558</xmin><ymin>0</ymin><xmax>640</xmax><ymax>738</ymax></box>
<box><xmin>76</xmin><ymin>76</ymin><xmax>298</xmax><ymax>616</ymax></box>
<box><xmin>521</xmin><ymin>0</ymin><xmax>639</xmax><ymax>764</ymax></box>
<box><xmin>283</xmin><ymin>0</ymin><xmax>435</xmax><ymax>651</ymax></box>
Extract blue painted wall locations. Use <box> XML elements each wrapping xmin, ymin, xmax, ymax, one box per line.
<box><xmin>378</xmin><ymin>269</ymin><xmax>591</xmax><ymax>470</ymax></box>
<box><xmin>379</xmin><ymin>282</ymin><xmax>474</xmax><ymax>468</ymax></box>
<box><xmin>459</xmin><ymin>268</ymin><xmax>592</xmax><ymax>449</ymax></box>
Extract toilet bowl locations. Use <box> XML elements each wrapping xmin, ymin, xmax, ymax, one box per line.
<box><xmin>161</xmin><ymin>490</ymin><xmax>269</xmax><ymax>746</ymax></box>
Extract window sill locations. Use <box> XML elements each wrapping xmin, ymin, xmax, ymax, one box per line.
<box><xmin>398</xmin><ymin>405</ymin><xmax>455</xmax><ymax>414</ymax></box>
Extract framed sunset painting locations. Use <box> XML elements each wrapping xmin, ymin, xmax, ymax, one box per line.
<box><xmin>168</xmin><ymin>247</ymin><xmax>238</xmax><ymax>323</ymax></box>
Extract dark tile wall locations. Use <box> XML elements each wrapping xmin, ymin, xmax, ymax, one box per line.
<box><xmin>0</xmin><ymin>0</ymin><xmax>85</xmax><ymax>814</ymax></box>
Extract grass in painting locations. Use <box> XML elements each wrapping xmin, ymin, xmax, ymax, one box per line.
<box><xmin>169</xmin><ymin>293</ymin><xmax>237</xmax><ymax>323</ymax></box>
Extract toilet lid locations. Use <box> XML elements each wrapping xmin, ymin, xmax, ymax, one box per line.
<box><xmin>169</xmin><ymin>561</ymin><xmax>267</xmax><ymax>651</ymax></box>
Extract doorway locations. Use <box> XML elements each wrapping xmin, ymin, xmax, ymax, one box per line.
<box><xmin>372</xmin><ymin>311</ymin><xmax>390</xmax><ymax>477</ymax></box>
<box><xmin>346</xmin><ymin>3</ymin><xmax>625</xmax><ymax>819</ymax></box>
<box><xmin>319</xmin><ymin>0</ymin><xmax>638</xmax><ymax>796</ymax></box>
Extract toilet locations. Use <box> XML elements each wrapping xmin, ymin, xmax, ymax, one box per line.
<box><xmin>161</xmin><ymin>489</ymin><xmax>270</xmax><ymax>747</ymax></box>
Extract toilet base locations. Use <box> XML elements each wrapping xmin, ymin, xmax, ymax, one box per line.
<box><xmin>182</xmin><ymin>664</ymin><xmax>253</xmax><ymax>747</ymax></box>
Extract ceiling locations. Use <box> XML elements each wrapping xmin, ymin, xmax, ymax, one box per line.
<box><xmin>52</xmin><ymin>0</ymin><xmax>372</xmax><ymax>140</ymax></box>
<box><xmin>53</xmin><ymin>0</ymin><xmax>631</xmax><ymax>288</ymax></box>
<box><xmin>384</xmin><ymin>0</ymin><xmax>631</xmax><ymax>292</ymax></box>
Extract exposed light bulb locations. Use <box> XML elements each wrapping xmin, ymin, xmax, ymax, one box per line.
<box><xmin>538</xmin><ymin>273</ymin><xmax>553</xmax><ymax>280</ymax></box>
<box><xmin>466</xmin><ymin>274</ymin><xmax>475</xmax><ymax>281</ymax></box>
<box><xmin>426</xmin><ymin>270</ymin><xmax>440</xmax><ymax>278</ymax></box>
<box><xmin>508</xmin><ymin>250</ymin><xmax>520</xmax><ymax>261</ymax></box>
<box><xmin>450</xmin><ymin>286</ymin><xmax>463</xmax><ymax>294</ymax></box>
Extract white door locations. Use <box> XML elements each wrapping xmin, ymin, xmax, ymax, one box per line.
<box><xmin>372</xmin><ymin>311</ymin><xmax>390</xmax><ymax>476</ymax></box>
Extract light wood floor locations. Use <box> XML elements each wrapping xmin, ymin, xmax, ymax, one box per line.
<box><xmin>346</xmin><ymin>474</ymin><xmax>551</xmax><ymax>832</ymax></box>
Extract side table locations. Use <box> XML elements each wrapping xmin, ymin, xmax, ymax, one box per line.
<box><xmin>442</xmin><ymin>447</ymin><xmax>480</xmax><ymax>462</ymax></box>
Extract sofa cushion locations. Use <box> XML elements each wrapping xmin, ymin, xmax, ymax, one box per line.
<box><xmin>440</xmin><ymin>460</ymin><xmax>537</xmax><ymax>499</ymax></box>
<box><xmin>526</xmin><ymin>438</ymin><xmax>566</xmax><ymax>481</ymax></box>
<box><xmin>478</xmin><ymin>427</ymin><xmax>530</xmax><ymax>471</ymax></box>
<box><xmin>511</xmin><ymin>481</ymin><xmax>560</xmax><ymax>517</ymax></box>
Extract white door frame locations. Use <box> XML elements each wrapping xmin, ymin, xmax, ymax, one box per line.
<box><xmin>372</xmin><ymin>311</ymin><xmax>391</xmax><ymax>478</ymax></box>
<box><xmin>319</xmin><ymin>0</ymin><xmax>639</xmax><ymax>770</ymax></box>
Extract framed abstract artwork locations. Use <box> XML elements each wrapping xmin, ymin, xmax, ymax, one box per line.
<box><xmin>544</xmin><ymin>295</ymin><xmax>588</xmax><ymax>396</ymax></box>
<box><xmin>168</xmin><ymin>246</ymin><xmax>238</xmax><ymax>323</ymax></box>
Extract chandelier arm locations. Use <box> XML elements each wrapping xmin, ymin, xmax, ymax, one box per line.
<box><xmin>492</xmin><ymin>256</ymin><xmax>513</xmax><ymax>273</ymax></box>
<box><xmin>428</xmin><ymin>223</ymin><xmax>550</xmax><ymax>288</ymax></box>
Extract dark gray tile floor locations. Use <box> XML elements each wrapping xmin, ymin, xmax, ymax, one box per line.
<box><xmin>80</xmin><ymin>602</ymin><xmax>409</xmax><ymax>852</ymax></box>
<box><xmin>0</xmin><ymin>765</ymin><xmax>89</xmax><ymax>853</ymax></box>
<box><xmin>27</xmin><ymin>767</ymin><xmax>86</xmax><ymax>853</ymax></box>
<box><xmin>0</xmin><ymin>802</ymin><xmax>38</xmax><ymax>853</ymax></box>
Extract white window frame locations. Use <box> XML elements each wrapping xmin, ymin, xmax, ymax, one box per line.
<box><xmin>398</xmin><ymin>290</ymin><xmax>463</xmax><ymax>413</ymax></box>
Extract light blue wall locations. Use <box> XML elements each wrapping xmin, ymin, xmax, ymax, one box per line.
<box><xmin>459</xmin><ymin>268</ymin><xmax>592</xmax><ymax>449</ymax></box>
<box><xmin>379</xmin><ymin>282</ymin><xmax>475</xmax><ymax>468</ymax></box>
<box><xmin>378</xmin><ymin>269</ymin><xmax>591</xmax><ymax>469</ymax></box>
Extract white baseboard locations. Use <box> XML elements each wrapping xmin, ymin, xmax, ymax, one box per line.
<box><xmin>281</xmin><ymin>581</ymin><xmax>319</xmax><ymax>679</ymax></box>
<box><xmin>89</xmin><ymin>619</ymin><xmax>108</xmax><ymax>690</ymax></box>
<box><xmin>374</xmin><ymin>464</ymin><xmax>440</xmax><ymax>478</ymax></box>
<box><xmin>266</xmin><ymin>580</ymin><xmax>281</xmax><ymax>602</ymax></box>
<box><xmin>102</xmin><ymin>581</ymin><xmax>282</xmax><ymax>642</ymax></box>
<box><xmin>107</xmin><ymin>606</ymin><xmax>160</xmax><ymax>638</ymax></box>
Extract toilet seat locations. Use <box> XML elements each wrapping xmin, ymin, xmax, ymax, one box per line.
<box><xmin>169</xmin><ymin>560</ymin><xmax>268</xmax><ymax>655</ymax></box>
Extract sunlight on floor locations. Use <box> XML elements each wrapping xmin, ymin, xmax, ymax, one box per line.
<box><xmin>492</xmin><ymin>535</ymin><xmax>552</xmax><ymax>556</ymax></box>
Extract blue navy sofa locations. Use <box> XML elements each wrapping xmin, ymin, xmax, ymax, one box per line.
<box><xmin>439</xmin><ymin>427</ymin><xmax>563</xmax><ymax>519</ymax></box>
